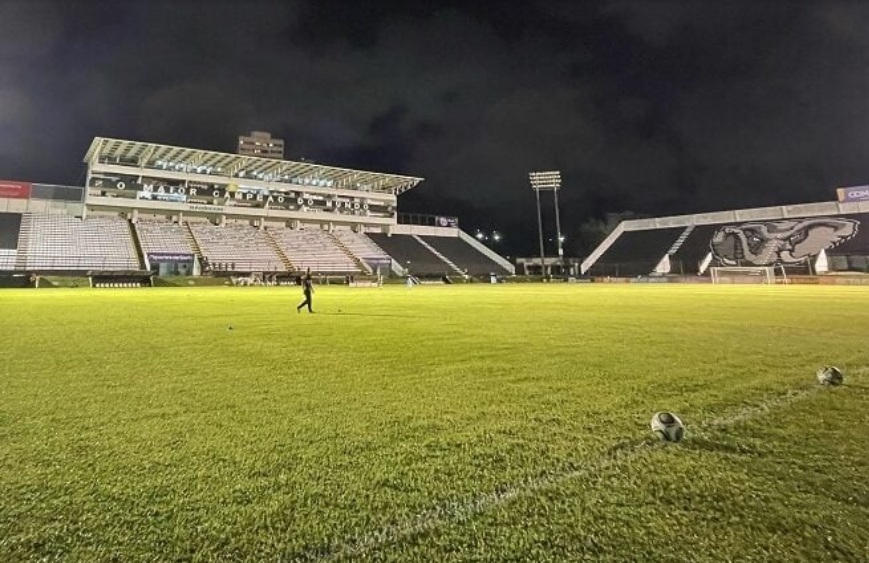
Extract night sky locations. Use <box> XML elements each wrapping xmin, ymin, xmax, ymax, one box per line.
<box><xmin>2</xmin><ymin>0</ymin><xmax>869</xmax><ymax>256</ymax></box>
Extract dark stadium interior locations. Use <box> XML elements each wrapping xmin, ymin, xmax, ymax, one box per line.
<box><xmin>365</xmin><ymin>233</ymin><xmax>450</xmax><ymax>275</ymax></box>
<box><xmin>667</xmin><ymin>224</ymin><xmax>721</xmax><ymax>276</ymax></box>
<box><xmin>420</xmin><ymin>235</ymin><xmax>511</xmax><ymax>275</ymax></box>
<box><xmin>586</xmin><ymin>227</ymin><xmax>684</xmax><ymax>277</ymax></box>
<box><xmin>0</xmin><ymin>213</ymin><xmax>22</xmax><ymax>250</ymax></box>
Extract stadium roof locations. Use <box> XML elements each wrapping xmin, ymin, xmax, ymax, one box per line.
<box><xmin>83</xmin><ymin>137</ymin><xmax>424</xmax><ymax>195</ymax></box>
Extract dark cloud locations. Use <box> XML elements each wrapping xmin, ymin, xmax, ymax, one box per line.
<box><xmin>2</xmin><ymin>0</ymin><xmax>869</xmax><ymax>255</ymax></box>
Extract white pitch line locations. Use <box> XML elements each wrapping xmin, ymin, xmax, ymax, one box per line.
<box><xmin>294</xmin><ymin>383</ymin><xmax>833</xmax><ymax>562</ymax></box>
<box><xmin>699</xmin><ymin>385</ymin><xmax>822</xmax><ymax>428</ymax></box>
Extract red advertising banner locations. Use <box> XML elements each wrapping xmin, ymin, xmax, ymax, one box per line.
<box><xmin>0</xmin><ymin>180</ymin><xmax>32</xmax><ymax>199</ymax></box>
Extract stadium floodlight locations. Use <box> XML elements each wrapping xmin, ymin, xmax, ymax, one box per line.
<box><xmin>529</xmin><ymin>170</ymin><xmax>563</xmax><ymax>277</ymax></box>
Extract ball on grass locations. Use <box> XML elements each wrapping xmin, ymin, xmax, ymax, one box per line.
<box><xmin>816</xmin><ymin>366</ymin><xmax>843</xmax><ymax>386</ymax></box>
<box><xmin>650</xmin><ymin>411</ymin><xmax>685</xmax><ymax>443</ymax></box>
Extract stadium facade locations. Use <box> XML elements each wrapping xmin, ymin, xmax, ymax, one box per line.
<box><xmin>0</xmin><ymin>137</ymin><xmax>514</xmax><ymax>283</ymax></box>
<box><xmin>4</xmin><ymin>135</ymin><xmax>867</xmax><ymax>286</ymax></box>
<box><xmin>582</xmin><ymin>199</ymin><xmax>869</xmax><ymax>279</ymax></box>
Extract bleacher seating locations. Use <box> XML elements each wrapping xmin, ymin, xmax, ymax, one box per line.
<box><xmin>333</xmin><ymin>229</ymin><xmax>391</xmax><ymax>268</ymax></box>
<box><xmin>587</xmin><ymin>227</ymin><xmax>684</xmax><ymax>277</ymax></box>
<box><xmin>0</xmin><ymin>250</ymin><xmax>14</xmax><ymax>270</ymax></box>
<box><xmin>268</xmin><ymin>228</ymin><xmax>359</xmax><ymax>273</ymax></box>
<box><xmin>135</xmin><ymin>221</ymin><xmax>195</xmax><ymax>255</ymax></box>
<box><xmin>668</xmin><ymin>224</ymin><xmax>720</xmax><ymax>275</ymax></box>
<box><xmin>421</xmin><ymin>235</ymin><xmax>510</xmax><ymax>275</ymax></box>
<box><xmin>17</xmin><ymin>214</ymin><xmax>140</xmax><ymax>271</ymax></box>
<box><xmin>366</xmin><ymin>233</ymin><xmax>451</xmax><ymax>275</ymax></box>
<box><xmin>189</xmin><ymin>222</ymin><xmax>286</xmax><ymax>272</ymax></box>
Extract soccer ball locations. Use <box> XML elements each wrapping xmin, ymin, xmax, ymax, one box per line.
<box><xmin>650</xmin><ymin>412</ymin><xmax>685</xmax><ymax>442</ymax></box>
<box><xmin>816</xmin><ymin>366</ymin><xmax>844</xmax><ymax>386</ymax></box>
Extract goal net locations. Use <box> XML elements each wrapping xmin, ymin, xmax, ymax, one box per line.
<box><xmin>709</xmin><ymin>266</ymin><xmax>777</xmax><ymax>284</ymax></box>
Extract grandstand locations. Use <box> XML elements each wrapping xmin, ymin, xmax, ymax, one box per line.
<box><xmin>0</xmin><ymin>137</ymin><xmax>515</xmax><ymax>282</ymax></box>
<box><xmin>16</xmin><ymin>214</ymin><xmax>140</xmax><ymax>272</ymax></box>
<box><xmin>189</xmin><ymin>222</ymin><xmax>288</xmax><ymax>272</ymax></box>
<box><xmin>582</xmin><ymin>201</ymin><xmax>869</xmax><ymax>278</ymax></box>
<box><xmin>332</xmin><ymin>229</ymin><xmax>392</xmax><ymax>273</ymax></box>
<box><xmin>135</xmin><ymin>220</ymin><xmax>196</xmax><ymax>256</ymax></box>
<box><xmin>267</xmin><ymin>227</ymin><xmax>359</xmax><ymax>273</ymax></box>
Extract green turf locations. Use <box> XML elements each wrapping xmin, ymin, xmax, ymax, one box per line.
<box><xmin>1</xmin><ymin>284</ymin><xmax>867</xmax><ymax>562</ymax></box>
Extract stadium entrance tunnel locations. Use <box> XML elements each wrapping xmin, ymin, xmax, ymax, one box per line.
<box><xmin>91</xmin><ymin>273</ymin><xmax>153</xmax><ymax>288</ymax></box>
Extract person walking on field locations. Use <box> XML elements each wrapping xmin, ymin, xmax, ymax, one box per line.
<box><xmin>296</xmin><ymin>269</ymin><xmax>315</xmax><ymax>313</ymax></box>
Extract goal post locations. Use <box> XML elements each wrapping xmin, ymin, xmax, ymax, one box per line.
<box><xmin>709</xmin><ymin>266</ymin><xmax>776</xmax><ymax>284</ymax></box>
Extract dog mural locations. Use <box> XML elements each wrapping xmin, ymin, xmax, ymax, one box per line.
<box><xmin>710</xmin><ymin>217</ymin><xmax>858</xmax><ymax>266</ymax></box>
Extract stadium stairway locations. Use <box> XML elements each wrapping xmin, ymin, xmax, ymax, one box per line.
<box><xmin>329</xmin><ymin>232</ymin><xmax>372</xmax><ymax>274</ymax></box>
<box><xmin>668</xmin><ymin>225</ymin><xmax>720</xmax><ymax>275</ymax></box>
<box><xmin>183</xmin><ymin>222</ymin><xmax>206</xmax><ymax>267</ymax></box>
<box><xmin>127</xmin><ymin>221</ymin><xmax>148</xmax><ymax>270</ymax></box>
<box><xmin>13</xmin><ymin>216</ymin><xmax>31</xmax><ymax>271</ymax></box>
<box><xmin>413</xmin><ymin>235</ymin><xmax>464</xmax><ymax>275</ymax></box>
<box><xmin>667</xmin><ymin>226</ymin><xmax>694</xmax><ymax>256</ymax></box>
<box><xmin>264</xmin><ymin>229</ymin><xmax>296</xmax><ymax>271</ymax></box>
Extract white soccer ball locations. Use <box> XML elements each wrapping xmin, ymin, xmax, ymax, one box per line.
<box><xmin>816</xmin><ymin>366</ymin><xmax>844</xmax><ymax>386</ymax></box>
<box><xmin>650</xmin><ymin>412</ymin><xmax>685</xmax><ymax>442</ymax></box>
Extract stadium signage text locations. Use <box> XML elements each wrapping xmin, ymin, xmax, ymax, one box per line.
<box><xmin>89</xmin><ymin>175</ymin><xmax>395</xmax><ymax>216</ymax></box>
<box><xmin>147</xmin><ymin>253</ymin><xmax>194</xmax><ymax>263</ymax></box>
<box><xmin>836</xmin><ymin>186</ymin><xmax>869</xmax><ymax>203</ymax></box>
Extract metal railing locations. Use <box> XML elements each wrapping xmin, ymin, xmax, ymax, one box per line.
<box><xmin>397</xmin><ymin>213</ymin><xmax>459</xmax><ymax>227</ymax></box>
<box><xmin>5</xmin><ymin>255</ymin><xmax>140</xmax><ymax>271</ymax></box>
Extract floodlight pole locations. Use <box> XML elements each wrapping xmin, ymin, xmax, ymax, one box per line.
<box><xmin>529</xmin><ymin>171</ymin><xmax>562</xmax><ymax>279</ymax></box>
<box><xmin>534</xmin><ymin>186</ymin><xmax>546</xmax><ymax>278</ymax></box>
<box><xmin>553</xmin><ymin>187</ymin><xmax>563</xmax><ymax>261</ymax></box>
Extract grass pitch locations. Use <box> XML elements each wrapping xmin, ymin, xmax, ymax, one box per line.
<box><xmin>1</xmin><ymin>284</ymin><xmax>868</xmax><ymax>562</ymax></box>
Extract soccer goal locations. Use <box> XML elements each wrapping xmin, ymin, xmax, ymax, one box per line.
<box><xmin>709</xmin><ymin>266</ymin><xmax>777</xmax><ymax>284</ymax></box>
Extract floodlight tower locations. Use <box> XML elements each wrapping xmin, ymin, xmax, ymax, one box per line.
<box><xmin>529</xmin><ymin>170</ymin><xmax>563</xmax><ymax>277</ymax></box>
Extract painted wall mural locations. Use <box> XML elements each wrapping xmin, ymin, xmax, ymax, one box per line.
<box><xmin>710</xmin><ymin>217</ymin><xmax>859</xmax><ymax>266</ymax></box>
